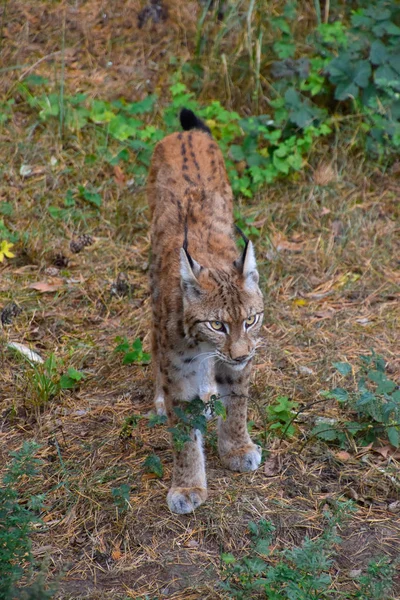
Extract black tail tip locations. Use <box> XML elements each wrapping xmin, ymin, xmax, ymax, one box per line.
<box><xmin>179</xmin><ymin>108</ymin><xmax>211</xmax><ymax>135</ymax></box>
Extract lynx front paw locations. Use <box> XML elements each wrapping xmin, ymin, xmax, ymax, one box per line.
<box><xmin>167</xmin><ymin>486</ymin><xmax>208</xmax><ymax>514</ymax></box>
<box><xmin>220</xmin><ymin>443</ymin><xmax>262</xmax><ymax>472</ymax></box>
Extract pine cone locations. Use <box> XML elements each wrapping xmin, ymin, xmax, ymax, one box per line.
<box><xmin>110</xmin><ymin>272</ymin><xmax>134</xmax><ymax>297</ymax></box>
<box><xmin>53</xmin><ymin>253</ymin><xmax>69</xmax><ymax>268</ymax></box>
<box><xmin>70</xmin><ymin>234</ymin><xmax>94</xmax><ymax>254</ymax></box>
<box><xmin>1</xmin><ymin>302</ymin><xmax>22</xmax><ymax>325</ymax></box>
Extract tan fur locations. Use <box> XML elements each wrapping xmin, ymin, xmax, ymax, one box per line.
<box><xmin>148</xmin><ymin>126</ymin><xmax>264</xmax><ymax>514</ymax></box>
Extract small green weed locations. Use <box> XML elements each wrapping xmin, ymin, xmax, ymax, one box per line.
<box><xmin>119</xmin><ymin>414</ymin><xmax>142</xmax><ymax>439</ymax></box>
<box><xmin>312</xmin><ymin>352</ymin><xmax>400</xmax><ymax>448</ymax></box>
<box><xmin>0</xmin><ymin>441</ymin><xmax>55</xmax><ymax>599</ymax></box>
<box><xmin>143</xmin><ymin>454</ymin><xmax>163</xmax><ymax>478</ymax></box>
<box><xmin>357</xmin><ymin>556</ymin><xmax>398</xmax><ymax>600</ymax></box>
<box><xmin>48</xmin><ymin>189</ymin><xmax>89</xmax><ymax>224</ymax></box>
<box><xmin>23</xmin><ymin>354</ymin><xmax>85</xmax><ymax>408</ymax></box>
<box><xmin>220</xmin><ymin>501</ymin><xmax>396</xmax><ymax>599</ymax></box>
<box><xmin>114</xmin><ymin>337</ymin><xmax>151</xmax><ymax>365</ymax></box>
<box><xmin>266</xmin><ymin>396</ymin><xmax>299</xmax><ymax>438</ymax></box>
<box><xmin>170</xmin><ymin>395</ymin><xmax>225</xmax><ymax>451</ymax></box>
<box><xmin>111</xmin><ymin>484</ymin><xmax>131</xmax><ymax>513</ymax></box>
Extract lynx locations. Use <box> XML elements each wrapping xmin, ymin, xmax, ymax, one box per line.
<box><xmin>147</xmin><ymin>108</ymin><xmax>264</xmax><ymax>514</ymax></box>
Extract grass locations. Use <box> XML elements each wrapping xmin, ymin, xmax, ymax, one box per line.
<box><xmin>1</xmin><ymin>0</ymin><xmax>400</xmax><ymax>598</ymax></box>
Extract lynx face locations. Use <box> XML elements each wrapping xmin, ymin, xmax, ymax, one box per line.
<box><xmin>180</xmin><ymin>246</ymin><xmax>264</xmax><ymax>369</ymax></box>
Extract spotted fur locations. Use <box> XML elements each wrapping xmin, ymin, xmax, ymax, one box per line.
<box><xmin>147</xmin><ymin>109</ymin><xmax>264</xmax><ymax>514</ymax></box>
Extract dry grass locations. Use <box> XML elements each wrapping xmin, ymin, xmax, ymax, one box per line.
<box><xmin>1</xmin><ymin>1</ymin><xmax>400</xmax><ymax>598</ymax></box>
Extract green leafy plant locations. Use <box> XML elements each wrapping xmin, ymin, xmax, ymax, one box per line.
<box><xmin>143</xmin><ymin>454</ymin><xmax>163</xmax><ymax>478</ymax></box>
<box><xmin>111</xmin><ymin>484</ymin><xmax>131</xmax><ymax>512</ymax></box>
<box><xmin>0</xmin><ymin>441</ymin><xmax>55</xmax><ymax>599</ymax></box>
<box><xmin>266</xmin><ymin>396</ymin><xmax>299</xmax><ymax>438</ymax></box>
<box><xmin>120</xmin><ymin>414</ymin><xmax>142</xmax><ymax>439</ymax></box>
<box><xmin>170</xmin><ymin>395</ymin><xmax>225</xmax><ymax>451</ymax></box>
<box><xmin>220</xmin><ymin>501</ymin><xmax>396</xmax><ymax>599</ymax></box>
<box><xmin>59</xmin><ymin>367</ymin><xmax>85</xmax><ymax>390</ymax></box>
<box><xmin>114</xmin><ymin>337</ymin><xmax>151</xmax><ymax>365</ymax></box>
<box><xmin>16</xmin><ymin>75</ymin><xmax>333</xmax><ymax>198</ymax></box>
<box><xmin>357</xmin><ymin>556</ymin><xmax>398</xmax><ymax>600</ymax></box>
<box><xmin>48</xmin><ymin>189</ymin><xmax>87</xmax><ymax>223</ymax></box>
<box><xmin>20</xmin><ymin>354</ymin><xmax>85</xmax><ymax>408</ymax></box>
<box><xmin>312</xmin><ymin>352</ymin><xmax>400</xmax><ymax>447</ymax></box>
<box><xmin>0</xmin><ymin>218</ymin><xmax>19</xmax><ymax>244</ymax></box>
<box><xmin>324</xmin><ymin>2</ymin><xmax>400</xmax><ymax>153</ymax></box>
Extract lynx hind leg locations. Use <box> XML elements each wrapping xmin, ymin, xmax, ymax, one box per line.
<box><xmin>153</xmin><ymin>368</ymin><xmax>166</xmax><ymax>416</ymax></box>
<box><xmin>151</xmin><ymin>324</ymin><xmax>166</xmax><ymax>416</ymax></box>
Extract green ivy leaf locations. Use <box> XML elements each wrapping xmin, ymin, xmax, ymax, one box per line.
<box><xmin>255</xmin><ymin>538</ymin><xmax>271</xmax><ymax>556</ymax></box>
<box><xmin>112</xmin><ymin>484</ymin><xmax>131</xmax><ymax>510</ymax></box>
<box><xmin>108</xmin><ymin>115</ymin><xmax>142</xmax><ymax>141</ymax></box>
<box><xmin>312</xmin><ymin>423</ymin><xmax>338</xmax><ymax>441</ymax></box>
<box><xmin>370</xmin><ymin>41</ymin><xmax>389</xmax><ymax>65</ymax></box>
<box><xmin>273</xmin><ymin>40</ymin><xmax>296</xmax><ymax>59</ymax></box>
<box><xmin>0</xmin><ymin>202</ymin><xmax>13</xmax><ymax>216</ymax></box>
<box><xmin>229</xmin><ymin>144</ymin><xmax>246</xmax><ymax>161</ymax></box>
<box><xmin>333</xmin><ymin>362</ymin><xmax>352</xmax><ymax>376</ymax></box>
<box><xmin>367</xmin><ymin>370</ymin><xmax>396</xmax><ymax>394</ymax></box>
<box><xmin>147</xmin><ymin>413</ymin><xmax>167</xmax><ymax>427</ymax></box>
<box><xmin>114</xmin><ymin>336</ymin><xmax>130</xmax><ymax>353</ymax></box>
<box><xmin>387</xmin><ymin>426</ymin><xmax>399</xmax><ymax>448</ymax></box>
<box><xmin>125</xmin><ymin>94</ymin><xmax>157</xmax><ymax>114</ymax></box>
<box><xmin>79</xmin><ymin>186</ymin><xmax>102</xmax><ymax>208</ymax></box>
<box><xmin>60</xmin><ymin>368</ymin><xmax>85</xmax><ymax>390</ymax></box>
<box><xmin>89</xmin><ymin>100</ymin><xmax>115</xmax><ymax>123</ymax></box>
<box><xmin>221</xmin><ymin>552</ymin><xmax>236</xmax><ymax>565</ymax></box>
<box><xmin>329</xmin><ymin>388</ymin><xmax>348</xmax><ymax>402</ymax></box>
<box><xmin>143</xmin><ymin>453</ymin><xmax>163</xmax><ymax>478</ymax></box>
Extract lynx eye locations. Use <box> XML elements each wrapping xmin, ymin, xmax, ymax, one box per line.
<box><xmin>209</xmin><ymin>320</ymin><xmax>225</xmax><ymax>332</ymax></box>
<box><xmin>245</xmin><ymin>315</ymin><xmax>257</xmax><ymax>328</ymax></box>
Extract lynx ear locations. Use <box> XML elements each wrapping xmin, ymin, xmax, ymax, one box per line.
<box><xmin>180</xmin><ymin>247</ymin><xmax>202</xmax><ymax>297</ymax></box>
<box><xmin>235</xmin><ymin>240</ymin><xmax>259</xmax><ymax>290</ymax></box>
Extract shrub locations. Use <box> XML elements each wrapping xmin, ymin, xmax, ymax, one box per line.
<box><xmin>0</xmin><ymin>441</ymin><xmax>55</xmax><ymax>599</ymax></box>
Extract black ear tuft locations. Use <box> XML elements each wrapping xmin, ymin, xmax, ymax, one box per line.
<box><xmin>235</xmin><ymin>224</ymin><xmax>249</xmax><ymax>246</ymax></box>
<box><xmin>180</xmin><ymin>108</ymin><xmax>211</xmax><ymax>135</ymax></box>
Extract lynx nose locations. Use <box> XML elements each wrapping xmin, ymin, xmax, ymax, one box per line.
<box><xmin>233</xmin><ymin>354</ymin><xmax>248</xmax><ymax>363</ymax></box>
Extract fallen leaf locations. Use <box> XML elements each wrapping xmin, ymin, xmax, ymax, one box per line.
<box><xmin>19</xmin><ymin>164</ymin><xmax>32</xmax><ymax>177</ymax></box>
<box><xmin>19</xmin><ymin>164</ymin><xmax>46</xmax><ymax>178</ymax></box>
<box><xmin>313</xmin><ymin>309</ymin><xmax>335</xmax><ymax>319</ymax></box>
<box><xmin>97</xmin><ymin>535</ymin><xmax>107</xmax><ymax>554</ymax></box>
<box><xmin>29</xmin><ymin>280</ymin><xmax>64</xmax><ymax>293</ymax></box>
<box><xmin>32</xmin><ymin>545</ymin><xmax>53</xmax><ymax>556</ymax></box>
<box><xmin>331</xmin><ymin>219</ymin><xmax>344</xmax><ymax>240</ymax></box>
<box><xmin>373</xmin><ymin>445</ymin><xmax>400</xmax><ymax>460</ymax></box>
<box><xmin>335</xmin><ymin>451</ymin><xmax>351</xmax><ymax>462</ymax></box>
<box><xmin>141</xmin><ymin>472</ymin><xmax>157</xmax><ymax>480</ymax></box>
<box><xmin>264</xmin><ymin>453</ymin><xmax>281</xmax><ymax>477</ymax></box>
<box><xmin>113</xmin><ymin>165</ymin><xmax>126</xmax><ymax>186</ymax></box>
<box><xmin>313</xmin><ymin>163</ymin><xmax>335</xmax><ymax>186</ymax></box>
<box><xmin>298</xmin><ymin>365</ymin><xmax>314</xmax><ymax>375</ymax></box>
<box><xmin>272</xmin><ymin>232</ymin><xmax>304</xmax><ymax>253</ymax></box>
<box><xmin>111</xmin><ymin>546</ymin><xmax>122</xmax><ymax>561</ymax></box>
<box><xmin>7</xmin><ymin>342</ymin><xmax>44</xmax><ymax>364</ymax></box>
